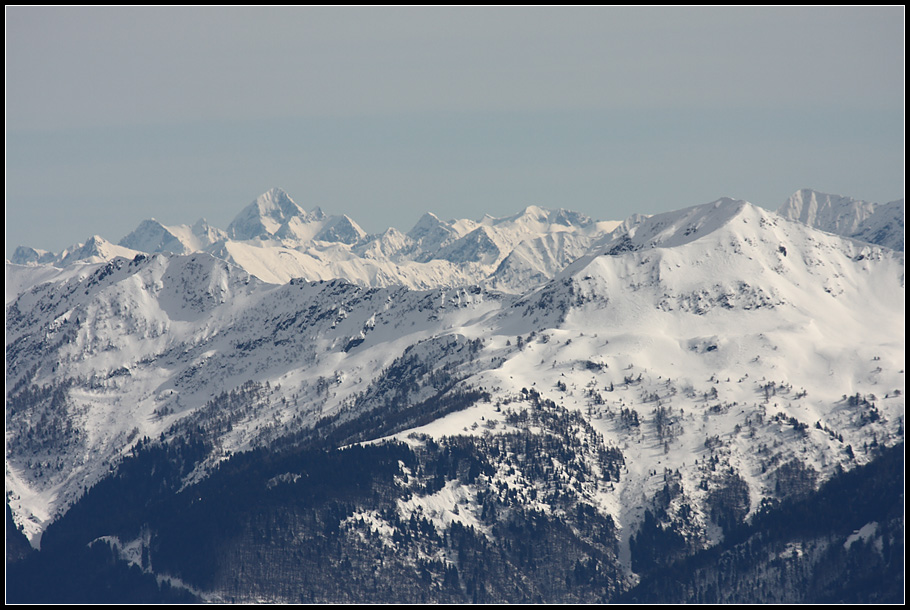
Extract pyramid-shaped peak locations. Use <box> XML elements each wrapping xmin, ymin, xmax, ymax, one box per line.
<box><xmin>122</xmin><ymin>218</ymin><xmax>168</xmax><ymax>235</ymax></box>
<box><xmin>314</xmin><ymin>214</ymin><xmax>367</xmax><ymax>245</ymax></box>
<box><xmin>408</xmin><ymin>212</ymin><xmax>446</xmax><ymax>235</ymax></box>
<box><xmin>119</xmin><ymin>218</ymin><xmax>182</xmax><ymax>252</ymax></box>
<box><xmin>416</xmin><ymin>211</ymin><xmax>442</xmax><ymax>225</ymax></box>
<box><xmin>306</xmin><ymin>206</ymin><xmax>327</xmax><ymax>222</ymax></box>
<box><xmin>263</xmin><ymin>186</ymin><xmax>289</xmax><ymax>198</ymax></box>
<box><xmin>435</xmin><ymin>225</ymin><xmax>501</xmax><ymax>265</ymax></box>
<box><xmin>228</xmin><ymin>188</ymin><xmax>308</xmax><ymax>240</ymax></box>
<box><xmin>253</xmin><ymin>188</ymin><xmax>303</xmax><ymax>216</ymax></box>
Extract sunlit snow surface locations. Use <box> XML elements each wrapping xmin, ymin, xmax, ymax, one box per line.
<box><xmin>11</xmin><ymin>187</ymin><xmax>624</xmax><ymax>293</ymax></box>
<box><xmin>6</xmin><ymin>195</ymin><xmax>903</xmax><ymax>576</ymax></box>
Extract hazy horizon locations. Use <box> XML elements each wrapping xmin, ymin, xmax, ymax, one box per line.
<box><xmin>6</xmin><ymin>6</ymin><xmax>904</xmax><ymax>258</ymax></box>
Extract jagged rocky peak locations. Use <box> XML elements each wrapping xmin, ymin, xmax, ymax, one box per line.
<box><xmin>118</xmin><ymin>218</ymin><xmax>187</xmax><ymax>254</ymax></box>
<box><xmin>407</xmin><ymin>211</ymin><xmax>457</xmax><ymax>246</ymax></box>
<box><xmin>513</xmin><ymin>204</ymin><xmax>550</xmax><ymax>222</ymax></box>
<box><xmin>227</xmin><ymin>187</ymin><xmax>308</xmax><ymax>240</ymax></box>
<box><xmin>81</xmin><ymin>234</ymin><xmax>117</xmax><ymax>251</ymax></box>
<box><xmin>487</xmin><ymin>204</ymin><xmax>594</xmax><ymax>231</ymax></box>
<box><xmin>4</xmin><ymin>184</ymin><xmax>904</xmax><ymax>604</ymax></box>
<box><xmin>851</xmin><ymin>199</ymin><xmax>904</xmax><ymax>251</ymax></box>
<box><xmin>57</xmin><ymin>235</ymin><xmax>140</xmax><ymax>266</ymax></box>
<box><xmin>778</xmin><ymin>189</ymin><xmax>877</xmax><ymax>233</ymax></box>
<box><xmin>378</xmin><ymin>225</ymin><xmax>408</xmax><ymax>244</ymax></box>
<box><xmin>408</xmin><ymin>211</ymin><xmax>445</xmax><ymax>235</ymax></box>
<box><xmin>120</xmin><ymin>216</ymin><xmax>228</xmax><ymax>256</ymax></box>
<box><xmin>550</xmin><ymin>207</ymin><xmax>594</xmax><ymax>227</ymax></box>
<box><xmin>10</xmin><ymin>245</ymin><xmax>57</xmax><ymax>266</ymax></box>
<box><xmin>306</xmin><ymin>206</ymin><xmax>327</xmax><ymax>222</ymax></box>
<box><xmin>778</xmin><ymin>188</ymin><xmax>904</xmax><ymax>250</ymax></box>
<box><xmin>268</xmin><ymin>205</ymin><xmax>362</xmax><ymax>245</ymax></box>
<box><xmin>191</xmin><ymin>217</ymin><xmax>228</xmax><ymax>243</ymax></box>
<box><xmin>313</xmin><ymin>214</ymin><xmax>367</xmax><ymax>245</ymax></box>
<box><xmin>521</xmin><ymin>204</ymin><xmax>589</xmax><ymax>227</ymax></box>
<box><xmin>354</xmin><ymin>227</ymin><xmax>414</xmax><ymax>260</ymax></box>
<box><xmin>435</xmin><ymin>225</ymin><xmax>501</xmax><ymax>265</ymax></box>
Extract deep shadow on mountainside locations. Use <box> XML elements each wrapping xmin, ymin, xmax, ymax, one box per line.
<box><xmin>8</xmin><ymin>391</ymin><xmax>626</xmax><ymax>603</ymax></box>
<box><xmin>7</xmin><ymin>411</ymin><xmax>903</xmax><ymax>603</ymax></box>
<box><xmin>619</xmin><ymin>441</ymin><xmax>904</xmax><ymax>604</ymax></box>
<box><xmin>6</xmin><ymin>191</ymin><xmax>904</xmax><ymax>604</ymax></box>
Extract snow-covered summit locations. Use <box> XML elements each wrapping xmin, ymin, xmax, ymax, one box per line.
<box><xmin>119</xmin><ymin>219</ymin><xmax>192</xmax><ymax>255</ymax></box>
<box><xmin>119</xmin><ymin>217</ymin><xmax>228</xmax><ymax>256</ymax></box>
<box><xmin>11</xmin><ymin>187</ymin><xmax>902</xmax><ymax>301</ymax></box>
<box><xmin>57</xmin><ymin>235</ymin><xmax>143</xmax><ymax>267</ymax></box>
<box><xmin>482</xmin><ymin>204</ymin><xmax>595</xmax><ymax>233</ymax></box>
<box><xmin>6</xmin><ymin>190</ymin><xmax>903</xmax><ymax>559</ymax></box>
<box><xmin>10</xmin><ymin>188</ymin><xmax>625</xmax><ymax>293</ymax></box>
<box><xmin>195</xmin><ymin>194</ymin><xmax>625</xmax><ymax>289</ymax></box>
<box><xmin>779</xmin><ymin>189</ymin><xmax>875</xmax><ymax>235</ymax></box>
<box><xmin>313</xmin><ymin>214</ymin><xmax>367</xmax><ymax>245</ymax></box>
<box><xmin>547</xmin><ymin>196</ymin><xmax>903</xmax><ymax>332</ymax></box>
<box><xmin>778</xmin><ymin>188</ymin><xmax>904</xmax><ymax>250</ymax></box>
<box><xmin>435</xmin><ymin>225</ymin><xmax>502</xmax><ymax>265</ymax></box>
<box><xmin>407</xmin><ymin>211</ymin><xmax>459</xmax><ymax>251</ymax></box>
<box><xmin>227</xmin><ymin>187</ymin><xmax>309</xmax><ymax>240</ymax></box>
<box><xmin>617</xmin><ymin>197</ymin><xmax>749</xmax><ymax>250</ymax></box>
<box><xmin>10</xmin><ymin>245</ymin><xmax>57</xmax><ymax>266</ymax></box>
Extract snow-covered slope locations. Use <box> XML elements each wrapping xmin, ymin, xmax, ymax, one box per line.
<box><xmin>487</xmin><ymin>230</ymin><xmax>606</xmax><ymax>291</ymax></box>
<box><xmin>6</xmin><ymin>196</ymin><xmax>904</xmax><ymax>569</ymax></box>
<box><xmin>11</xmin><ymin>236</ymin><xmax>141</xmax><ymax>268</ymax></box>
<box><xmin>10</xmin><ymin>246</ymin><xmax>58</xmax><ymax>266</ymax></box>
<box><xmin>848</xmin><ymin>198</ymin><xmax>904</xmax><ymax>251</ymax></box>
<box><xmin>9</xmin><ymin>189</ymin><xmax>623</xmax><ymax>293</ymax></box>
<box><xmin>5</xmin><ymin>262</ymin><xmax>100</xmax><ymax>304</ymax></box>
<box><xmin>778</xmin><ymin>188</ymin><xmax>904</xmax><ymax>250</ymax></box>
<box><xmin>401</xmin><ymin>198</ymin><xmax>904</xmax><ymax>567</ymax></box>
<box><xmin>226</xmin><ymin>187</ymin><xmax>310</xmax><ymax>240</ymax></box>
<box><xmin>118</xmin><ymin>217</ymin><xmax>228</xmax><ymax>254</ymax></box>
<box><xmin>227</xmin><ymin>188</ymin><xmax>366</xmax><ymax>246</ymax></box>
<box><xmin>57</xmin><ymin>236</ymin><xmax>144</xmax><ymax>266</ymax></box>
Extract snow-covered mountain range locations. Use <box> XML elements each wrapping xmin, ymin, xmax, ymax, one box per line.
<box><xmin>5</xmin><ymin>188</ymin><xmax>904</xmax><ymax>602</ymax></box>
<box><xmin>10</xmin><ymin>187</ymin><xmax>623</xmax><ymax>292</ymax></box>
<box><xmin>777</xmin><ymin>188</ymin><xmax>904</xmax><ymax>251</ymax></box>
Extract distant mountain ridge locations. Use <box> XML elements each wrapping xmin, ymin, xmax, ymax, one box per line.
<box><xmin>5</xmin><ymin>188</ymin><xmax>904</xmax><ymax>603</ymax></box>
<box><xmin>119</xmin><ymin>218</ymin><xmax>228</xmax><ymax>255</ymax></box>
<box><xmin>777</xmin><ymin>188</ymin><xmax>904</xmax><ymax>251</ymax></box>
<box><xmin>12</xmin><ymin>189</ymin><xmax>902</xmax><ymax>289</ymax></box>
<box><xmin>10</xmin><ymin>187</ymin><xmax>624</xmax><ymax>293</ymax></box>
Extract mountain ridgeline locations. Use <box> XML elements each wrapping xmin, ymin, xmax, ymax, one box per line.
<box><xmin>10</xmin><ymin>188</ymin><xmax>623</xmax><ymax>291</ymax></box>
<box><xmin>6</xmin><ymin>189</ymin><xmax>905</xmax><ymax>603</ymax></box>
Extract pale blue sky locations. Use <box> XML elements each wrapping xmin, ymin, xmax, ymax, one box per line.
<box><xmin>6</xmin><ymin>6</ymin><xmax>904</xmax><ymax>258</ymax></box>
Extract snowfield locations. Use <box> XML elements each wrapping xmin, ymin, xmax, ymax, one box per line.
<box><xmin>6</xmin><ymin>189</ymin><xmax>904</xmax><ymax>588</ymax></box>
